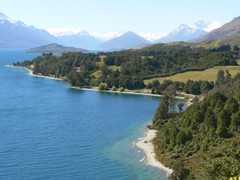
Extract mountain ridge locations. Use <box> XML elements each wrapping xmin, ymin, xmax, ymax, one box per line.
<box><xmin>97</xmin><ymin>31</ymin><xmax>150</xmax><ymax>50</ymax></box>
<box><xmin>196</xmin><ymin>16</ymin><xmax>240</xmax><ymax>42</ymax></box>
<box><xmin>0</xmin><ymin>12</ymin><xmax>58</xmax><ymax>48</ymax></box>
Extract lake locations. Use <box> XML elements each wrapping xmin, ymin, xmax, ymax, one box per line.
<box><xmin>0</xmin><ymin>49</ymin><xmax>172</xmax><ymax>180</ymax></box>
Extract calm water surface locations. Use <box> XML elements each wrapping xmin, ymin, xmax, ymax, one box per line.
<box><xmin>0</xmin><ymin>49</ymin><xmax>181</xmax><ymax>179</ymax></box>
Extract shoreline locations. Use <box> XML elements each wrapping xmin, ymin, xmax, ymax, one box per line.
<box><xmin>136</xmin><ymin>129</ymin><xmax>173</xmax><ymax>177</ymax></box>
<box><xmin>8</xmin><ymin>65</ymin><xmax>193</xmax><ymax>100</ymax></box>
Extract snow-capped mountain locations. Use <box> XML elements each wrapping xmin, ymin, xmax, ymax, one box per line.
<box><xmin>190</xmin><ymin>20</ymin><xmax>222</xmax><ymax>32</ymax></box>
<box><xmin>97</xmin><ymin>31</ymin><xmax>150</xmax><ymax>50</ymax></box>
<box><xmin>0</xmin><ymin>12</ymin><xmax>58</xmax><ymax>48</ymax></box>
<box><xmin>155</xmin><ymin>21</ymin><xmax>222</xmax><ymax>43</ymax></box>
<box><xmin>56</xmin><ymin>31</ymin><xmax>102</xmax><ymax>50</ymax></box>
<box><xmin>156</xmin><ymin>24</ymin><xmax>207</xmax><ymax>43</ymax></box>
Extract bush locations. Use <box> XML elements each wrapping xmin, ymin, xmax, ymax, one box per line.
<box><xmin>111</xmin><ymin>86</ymin><xmax>117</xmax><ymax>91</ymax></box>
<box><xmin>98</xmin><ymin>83</ymin><xmax>108</xmax><ymax>91</ymax></box>
<box><xmin>118</xmin><ymin>87</ymin><xmax>124</xmax><ymax>92</ymax></box>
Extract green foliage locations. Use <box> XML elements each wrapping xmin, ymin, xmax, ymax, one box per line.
<box><xmin>204</xmin><ymin>149</ymin><xmax>240</xmax><ymax>180</ymax></box>
<box><xmin>153</xmin><ymin>70</ymin><xmax>240</xmax><ymax>179</ymax></box>
<box><xmin>98</xmin><ymin>83</ymin><xmax>108</xmax><ymax>91</ymax></box>
<box><xmin>170</xmin><ymin>160</ymin><xmax>190</xmax><ymax>180</ymax></box>
<box><xmin>151</xmin><ymin>79</ymin><xmax>214</xmax><ymax>95</ymax></box>
<box><xmin>15</xmin><ymin>43</ymin><xmax>237</xmax><ymax>91</ymax></box>
<box><xmin>153</xmin><ymin>95</ymin><xmax>169</xmax><ymax>125</ymax></box>
<box><xmin>111</xmin><ymin>86</ymin><xmax>117</xmax><ymax>91</ymax></box>
<box><xmin>118</xmin><ymin>87</ymin><xmax>124</xmax><ymax>92</ymax></box>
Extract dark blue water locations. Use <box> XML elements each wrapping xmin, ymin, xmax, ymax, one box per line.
<box><xmin>0</xmin><ymin>49</ymin><xmax>180</xmax><ymax>179</ymax></box>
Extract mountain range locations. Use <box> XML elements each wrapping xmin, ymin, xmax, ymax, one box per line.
<box><xmin>1</xmin><ymin>11</ymin><xmax>240</xmax><ymax>51</ymax></box>
<box><xmin>57</xmin><ymin>31</ymin><xmax>102</xmax><ymax>50</ymax></box>
<box><xmin>0</xmin><ymin>12</ymin><xmax>57</xmax><ymax>48</ymax></box>
<box><xmin>156</xmin><ymin>24</ymin><xmax>207</xmax><ymax>43</ymax></box>
<box><xmin>156</xmin><ymin>21</ymin><xmax>222</xmax><ymax>43</ymax></box>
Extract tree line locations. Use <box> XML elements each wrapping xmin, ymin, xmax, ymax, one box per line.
<box><xmin>13</xmin><ymin>43</ymin><xmax>238</xmax><ymax>91</ymax></box>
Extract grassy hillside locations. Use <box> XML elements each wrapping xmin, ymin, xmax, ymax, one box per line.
<box><xmin>144</xmin><ymin>66</ymin><xmax>240</xmax><ymax>84</ymax></box>
<box><xmin>195</xmin><ymin>36</ymin><xmax>240</xmax><ymax>48</ymax></box>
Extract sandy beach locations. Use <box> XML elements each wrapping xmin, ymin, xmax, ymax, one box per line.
<box><xmin>136</xmin><ymin>129</ymin><xmax>173</xmax><ymax>177</ymax></box>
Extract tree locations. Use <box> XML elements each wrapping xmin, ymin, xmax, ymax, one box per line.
<box><xmin>154</xmin><ymin>95</ymin><xmax>169</xmax><ymax>122</ymax></box>
<box><xmin>67</xmin><ymin>70</ymin><xmax>86</xmax><ymax>87</ymax></box>
<box><xmin>204</xmin><ymin>109</ymin><xmax>217</xmax><ymax>131</ymax></box>
<box><xmin>177</xmin><ymin>130</ymin><xmax>192</xmax><ymax>145</ymax></box>
<box><xmin>170</xmin><ymin>160</ymin><xmax>190</xmax><ymax>180</ymax></box>
<box><xmin>230</xmin><ymin>112</ymin><xmax>240</xmax><ymax>131</ymax></box>
<box><xmin>164</xmin><ymin>85</ymin><xmax>176</xmax><ymax>113</ymax></box>
<box><xmin>111</xmin><ymin>86</ymin><xmax>117</xmax><ymax>91</ymax></box>
<box><xmin>200</xmin><ymin>81</ymin><xmax>213</xmax><ymax>94</ymax></box>
<box><xmin>98</xmin><ymin>83</ymin><xmax>108</xmax><ymax>90</ymax></box>
<box><xmin>178</xmin><ymin>103</ymin><xmax>184</xmax><ymax>113</ymax></box>
<box><xmin>215</xmin><ymin>70</ymin><xmax>225</xmax><ymax>88</ymax></box>
<box><xmin>152</xmin><ymin>79</ymin><xmax>160</xmax><ymax>88</ymax></box>
<box><xmin>217</xmin><ymin>113</ymin><xmax>229</xmax><ymax>138</ymax></box>
<box><xmin>233</xmin><ymin>45</ymin><xmax>240</xmax><ymax>51</ymax></box>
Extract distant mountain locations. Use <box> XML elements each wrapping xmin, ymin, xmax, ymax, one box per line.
<box><xmin>28</xmin><ymin>43</ymin><xmax>87</xmax><ymax>53</ymax></box>
<box><xmin>156</xmin><ymin>24</ymin><xmax>207</xmax><ymax>43</ymax></box>
<box><xmin>97</xmin><ymin>31</ymin><xmax>150</xmax><ymax>50</ymax></box>
<box><xmin>0</xmin><ymin>12</ymin><xmax>58</xmax><ymax>48</ymax></box>
<box><xmin>196</xmin><ymin>16</ymin><xmax>240</xmax><ymax>42</ymax></box>
<box><xmin>57</xmin><ymin>31</ymin><xmax>102</xmax><ymax>50</ymax></box>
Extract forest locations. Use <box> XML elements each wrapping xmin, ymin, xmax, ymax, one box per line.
<box><xmin>13</xmin><ymin>43</ymin><xmax>238</xmax><ymax>92</ymax></box>
<box><xmin>152</xmin><ymin>70</ymin><xmax>240</xmax><ymax>180</ymax></box>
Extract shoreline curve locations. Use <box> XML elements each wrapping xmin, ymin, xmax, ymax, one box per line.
<box><xmin>136</xmin><ymin>129</ymin><xmax>173</xmax><ymax>177</ymax></box>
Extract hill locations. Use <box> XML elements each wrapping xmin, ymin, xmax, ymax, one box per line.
<box><xmin>144</xmin><ymin>66</ymin><xmax>240</xmax><ymax>84</ymax></box>
<box><xmin>28</xmin><ymin>43</ymin><xmax>87</xmax><ymax>53</ymax></box>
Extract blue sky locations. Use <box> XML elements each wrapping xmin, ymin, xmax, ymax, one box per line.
<box><xmin>0</xmin><ymin>0</ymin><xmax>240</xmax><ymax>37</ymax></box>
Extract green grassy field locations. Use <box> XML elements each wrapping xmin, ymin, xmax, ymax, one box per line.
<box><xmin>99</xmin><ymin>55</ymin><xmax>106</xmax><ymax>61</ymax></box>
<box><xmin>91</xmin><ymin>65</ymin><xmax>121</xmax><ymax>78</ymax></box>
<box><xmin>108</xmin><ymin>65</ymin><xmax>121</xmax><ymax>71</ymax></box>
<box><xmin>144</xmin><ymin>66</ymin><xmax>240</xmax><ymax>84</ymax></box>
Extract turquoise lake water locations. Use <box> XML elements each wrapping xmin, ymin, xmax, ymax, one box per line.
<box><xmin>0</xmin><ymin>49</ymin><xmax>184</xmax><ymax>179</ymax></box>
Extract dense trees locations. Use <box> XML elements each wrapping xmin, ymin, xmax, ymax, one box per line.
<box><xmin>153</xmin><ymin>70</ymin><xmax>240</xmax><ymax>179</ymax></box>
<box><xmin>148</xmin><ymin>79</ymin><xmax>214</xmax><ymax>95</ymax></box>
<box><xmin>14</xmin><ymin>43</ymin><xmax>238</xmax><ymax>91</ymax></box>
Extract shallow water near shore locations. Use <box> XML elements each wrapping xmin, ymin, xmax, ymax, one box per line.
<box><xmin>0</xmin><ymin>49</ymin><xmax>185</xmax><ymax>179</ymax></box>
